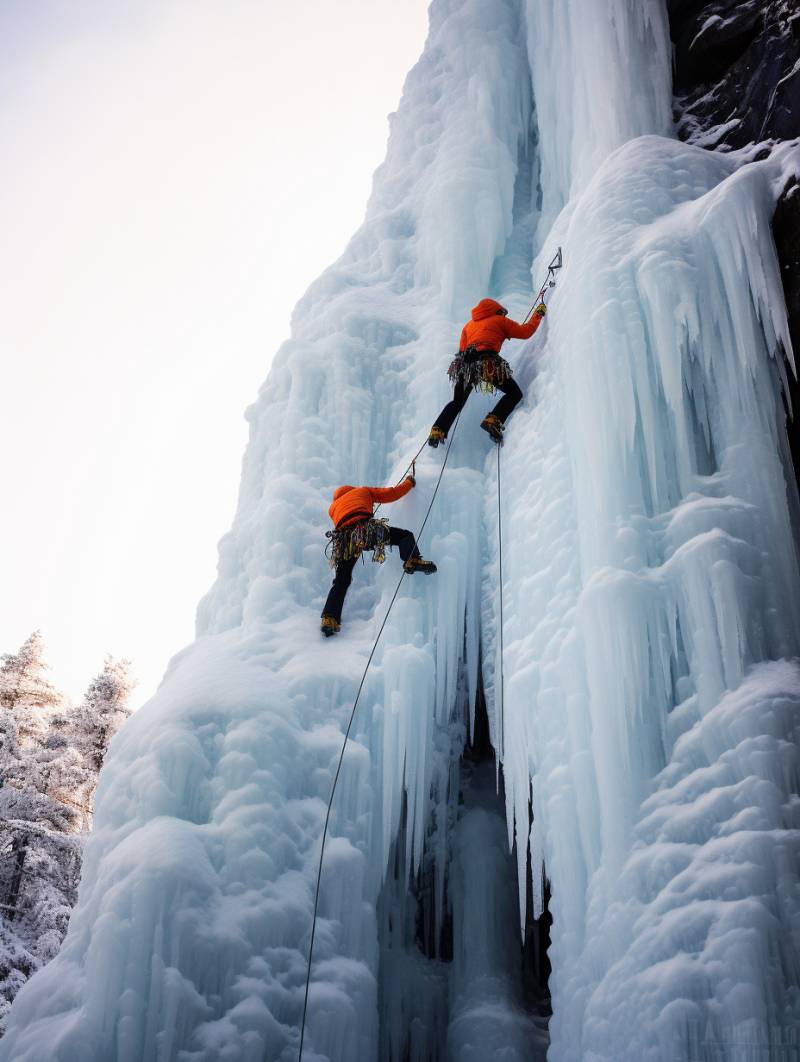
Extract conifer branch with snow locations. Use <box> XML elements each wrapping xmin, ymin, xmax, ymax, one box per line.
<box><xmin>0</xmin><ymin>636</ymin><xmax>134</xmax><ymax>1032</ymax></box>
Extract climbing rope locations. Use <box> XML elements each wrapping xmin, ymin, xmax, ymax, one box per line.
<box><xmin>298</xmin><ymin>413</ymin><xmax>462</xmax><ymax>1061</ymax></box>
<box><xmin>496</xmin><ymin>444</ymin><xmax>505</xmax><ymax>759</ymax></box>
<box><xmin>496</xmin><ymin>246</ymin><xmax>563</xmax><ymax>754</ymax></box>
<box><xmin>371</xmin><ymin>435</ymin><xmax>429</xmax><ymax>519</ymax></box>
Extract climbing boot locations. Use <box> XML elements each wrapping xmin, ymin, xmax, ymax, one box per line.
<box><xmin>403</xmin><ymin>556</ymin><xmax>437</xmax><ymax>575</ymax></box>
<box><xmin>320</xmin><ymin>615</ymin><xmax>341</xmax><ymax>637</ymax></box>
<box><xmin>480</xmin><ymin>414</ymin><xmax>505</xmax><ymax>444</ymax></box>
<box><xmin>428</xmin><ymin>426</ymin><xmax>446</xmax><ymax>448</ymax></box>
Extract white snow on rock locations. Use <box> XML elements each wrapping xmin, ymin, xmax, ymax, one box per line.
<box><xmin>3</xmin><ymin>0</ymin><xmax>799</xmax><ymax>1060</ymax></box>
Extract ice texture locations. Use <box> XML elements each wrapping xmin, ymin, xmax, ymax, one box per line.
<box><xmin>3</xmin><ymin>0</ymin><xmax>800</xmax><ymax>1060</ymax></box>
<box><xmin>493</xmin><ymin>133</ymin><xmax>800</xmax><ymax>1060</ymax></box>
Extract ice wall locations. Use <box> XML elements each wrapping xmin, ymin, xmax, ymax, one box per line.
<box><xmin>4</xmin><ymin>0</ymin><xmax>800</xmax><ymax>1060</ymax></box>
<box><xmin>493</xmin><ymin>133</ymin><xmax>800</xmax><ymax>1060</ymax></box>
<box><xmin>446</xmin><ymin>761</ymin><xmax>549</xmax><ymax>1062</ymax></box>
<box><xmin>0</xmin><ymin>1</ymin><xmax>537</xmax><ymax>1060</ymax></box>
<box><xmin>526</xmin><ymin>0</ymin><xmax>672</xmax><ymax>236</ymax></box>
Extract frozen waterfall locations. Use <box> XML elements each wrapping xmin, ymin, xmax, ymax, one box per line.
<box><xmin>3</xmin><ymin>0</ymin><xmax>799</xmax><ymax>1060</ymax></box>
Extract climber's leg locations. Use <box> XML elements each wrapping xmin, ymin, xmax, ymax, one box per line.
<box><xmin>430</xmin><ymin>379</ymin><xmax>471</xmax><ymax>446</ymax></box>
<box><xmin>489</xmin><ymin>376</ymin><xmax>523</xmax><ymax>424</ymax></box>
<box><xmin>321</xmin><ymin>554</ymin><xmax>358</xmax><ymax>631</ymax></box>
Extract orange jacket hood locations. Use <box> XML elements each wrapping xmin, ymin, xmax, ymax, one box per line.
<box><xmin>329</xmin><ymin>479</ymin><xmax>414</xmax><ymax>528</ymax></box>
<box><xmin>471</xmin><ymin>298</ymin><xmax>506</xmax><ymax>321</ymax></box>
<box><xmin>459</xmin><ymin>299</ymin><xmax>542</xmax><ymax>354</ymax></box>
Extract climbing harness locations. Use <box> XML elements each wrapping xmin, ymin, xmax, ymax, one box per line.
<box><xmin>323</xmin><ymin>441</ymin><xmax>423</xmax><ymax>567</ymax></box>
<box><xmin>299</xmin><ymin>414</ymin><xmax>463</xmax><ymax>1062</ymax></box>
<box><xmin>325</xmin><ymin>517</ymin><xmax>391</xmax><ymax>568</ymax></box>
<box><xmin>523</xmin><ymin>246</ymin><xmax>563</xmax><ymax>323</ymax></box>
<box><xmin>447</xmin><ymin>345</ymin><xmax>513</xmax><ymax>395</ymax></box>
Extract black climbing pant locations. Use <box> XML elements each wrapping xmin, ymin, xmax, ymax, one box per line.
<box><xmin>433</xmin><ymin>371</ymin><xmax>523</xmax><ymax>437</ymax></box>
<box><xmin>322</xmin><ymin>525</ymin><xmax>421</xmax><ymax>623</ymax></box>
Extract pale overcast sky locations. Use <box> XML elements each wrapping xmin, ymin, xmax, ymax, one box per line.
<box><xmin>1</xmin><ymin>0</ymin><xmax>430</xmax><ymax>705</ymax></box>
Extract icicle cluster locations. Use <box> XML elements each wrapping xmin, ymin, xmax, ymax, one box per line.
<box><xmin>3</xmin><ymin>0</ymin><xmax>799</xmax><ymax>1060</ymax></box>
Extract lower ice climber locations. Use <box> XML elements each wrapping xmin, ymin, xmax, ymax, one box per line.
<box><xmin>429</xmin><ymin>297</ymin><xmax>546</xmax><ymax>445</ymax></box>
<box><xmin>321</xmin><ymin>476</ymin><xmax>437</xmax><ymax>636</ymax></box>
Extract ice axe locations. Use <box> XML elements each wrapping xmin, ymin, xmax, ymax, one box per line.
<box><xmin>523</xmin><ymin>246</ymin><xmax>563</xmax><ymax>323</ymax></box>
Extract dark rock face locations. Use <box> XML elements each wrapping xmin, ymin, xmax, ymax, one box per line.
<box><xmin>774</xmin><ymin>177</ymin><xmax>800</xmax><ymax>359</ymax></box>
<box><xmin>668</xmin><ymin>0</ymin><xmax>800</xmax><ymax>479</ymax></box>
<box><xmin>671</xmin><ymin>0</ymin><xmax>800</xmax><ymax>149</ymax></box>
<box><xmin>773</xmin><ymin>178</ymin><xmax>800</xmax><ymax>477</ymax></box>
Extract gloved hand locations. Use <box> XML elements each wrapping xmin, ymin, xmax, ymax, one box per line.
<box><xmin>534</xmin><ymin>302</ymin><xmax>547</xmax><ymax>318</ymax></box>
<box><xmin>406</xmin><ymin>475</ymin><xmax>416</xmax><ymax>488</ymax></box>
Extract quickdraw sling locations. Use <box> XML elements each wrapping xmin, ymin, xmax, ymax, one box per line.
<box><xmin>325</xmin><ymin>518</ymin><xmax>391</xmax><ymax>568</ymax></box>
<box><xmin>447</xmin><ymin>345</ymin><xmax>512</xmax><ymax>394</ymax></box>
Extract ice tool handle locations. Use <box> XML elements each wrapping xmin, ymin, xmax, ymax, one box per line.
<box><xmin>524</xmin><ymin>246</ymin><xmax>563</xmax><ymax>323</ymax></box>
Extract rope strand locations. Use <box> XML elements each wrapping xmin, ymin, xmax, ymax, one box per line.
<box><xmin>372</xmin><ymin>435</ymin><xmax>430</xmax><ymax>518</ymax></box>
<box><xmin>497</xmin><ymin>444</ymin><xmax>505</xmax><ymax>759</ymax></box>
<box><xmin>297</xmin><ymin>413</ymin><xmax>462</xmax><ymax>1061</ymax></box>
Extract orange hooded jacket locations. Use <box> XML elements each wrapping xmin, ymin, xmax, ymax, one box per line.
<box><xmin>329</xmin><ymin>479</ymin><xmax>414</xmax><ymax>529</ymax></box>
<box><xmin>459</xmin><ymin>298</ymin><xmax>542</xmax><ymax>353</ymax></box>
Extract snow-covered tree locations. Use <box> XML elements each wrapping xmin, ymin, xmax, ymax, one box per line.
<box><xmin>46</xmin><ymin>656</ymin><xmax>135</xmax><ymax>830</ymax></box>
<box><xmin>75</xmin><ymin>656</ymin><xmax>134</xmax><ymax>773</ymax></box>
<box><xmin>0</xmin><ymin>639</ymin><xmax>135</xmax><ymax>1031</ymax></box>
<box><xmin>0</xmin><ymin>632</ymin><xmax>60</xmax><ymax>749</ymax></box>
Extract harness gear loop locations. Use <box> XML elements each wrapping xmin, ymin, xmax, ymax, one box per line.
<box><xmin>496</xmin><ymin>444</ymin><xmax>505</xmax><ymax>758</ymax></box>
<box><xmin>325</xmin><ymin>518</ymin><xmax>391</xmax><ymax>568</ymax></box>
<box><xmin>447</xmin><ymin>345</ymin><xmax>513</xmax><ymax>394</ymax></box>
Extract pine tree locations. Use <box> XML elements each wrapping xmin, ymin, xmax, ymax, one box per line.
<box><xmin>0</xmin><ymin>641</ymin><xmax>135</xmax><ymax>1030</ymax></box>
<box><xmin>71</xmin><ymin>656</ymin><xmax>134</xmax><ymax>807</ymax></box>
<box><xmin>0</xmin><ymin>631</ymin><xmax>60</xmax><ymax>746</ymax></box>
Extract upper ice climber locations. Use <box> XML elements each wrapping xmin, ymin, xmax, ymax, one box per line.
<box><xmin>321</xmin><ymin>477</ymin><xmax>437</xmax><ymax>636</ymax></box>
<box><xmin>428</xmin><ymin>297</ymin><xmax>546</xmax><ymax>446</ymax></box>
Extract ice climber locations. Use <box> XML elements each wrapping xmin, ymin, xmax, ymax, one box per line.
<box><xmin>428</xmin><ymin>297</ymin><xmax>547</xmax><ymax>446</ymax></box>
<box><xmin>320</xmin><ymin>476</ymin><xmax>437</xmax><ymax>636</ymax></box>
